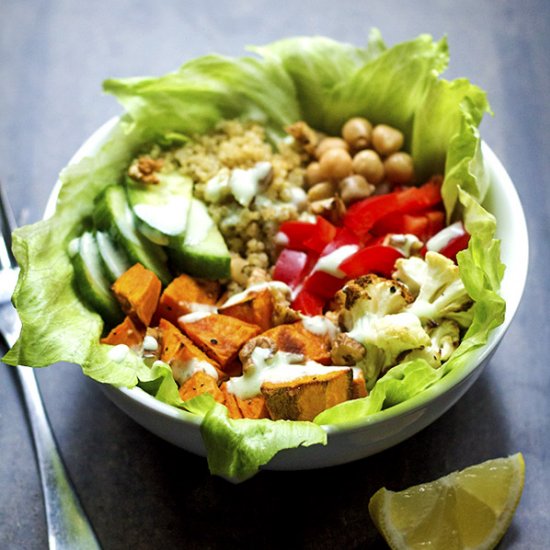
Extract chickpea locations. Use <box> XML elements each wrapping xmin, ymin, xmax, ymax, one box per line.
<box><xmin>338</xmin><ymin>175</ymin><xmax>374</xmax><ymax>205</ymax></box>
<box><xmin>319</xmin><ymin>148</ymin><xmax>353</xmax><ymax>181</ymax></box>
<box><xmin>315</xmin><ymin>137</ymin><xmax>349</xmax><ymax>159</ymax></box>
<box><xmin>371</xmin><ymin>124</ymin><xmax>404</xmax><ymax>156</ymax></box>
<box><xmin>305</xmin><ymin>161</ymin><xmax>326</xmax><ymax>188</ymax></box>
<box><xmin>307</xmin><ymin>181</ymin><xmax>335</xmax><ymax>202</ymax></box>
<box><xmin>352</xmin><ymin>149</ymin><xmax>385</xmax><ymax>184</ymax></box>
<box><xmin>342</xmin><ymin>117</ymin><xmax>372</xmax><ymax>150</ymax></box>
<box><xmin>384</xmin><ymin>152</ymin><xmax>414</xmax><ymax>185</ymax></box>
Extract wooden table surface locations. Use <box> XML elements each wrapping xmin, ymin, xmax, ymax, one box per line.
<box><xmin>1</xmin><ymin>1</ymin><xmax>549</xmax><ymax>548</ymax></box>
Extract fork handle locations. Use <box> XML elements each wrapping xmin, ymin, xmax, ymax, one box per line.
<box><xmin>15</xmin><ymin>365</ymin><xmax>101</xmax><ymax>550</ymax></box>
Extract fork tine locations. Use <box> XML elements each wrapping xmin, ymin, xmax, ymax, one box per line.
<box><xmin>0</xmin><ymin>180</ymin><xmax>18</xmax><ymax>269</ymax></box>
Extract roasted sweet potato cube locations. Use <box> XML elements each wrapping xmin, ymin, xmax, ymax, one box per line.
<box><xmin>236</xmin><ymin>394</ymin><xmax>271</xmax><ymax>419</ymax></box>
<box><xmin>178</xmin><ymin>371</ymin><xmax>224</xmax><ymax>403</ymax></box>
<box><xmin>220</xmin><ymin>383</ymin><xmax>270</xmax><ymax>419</ymax></box>
<box><xmin>219</xmin><ymin>289</ymin><xmax>274</xmax><ymax>332</ymax></box>
<box><xmin>112</xmin><ymin>263</ymin><xmax>161</xmax><ymax>326</ymax></box>
<box><xmin>351</xmin><ymin>367</ymin><xmax>368</xmax><ymax>399</ymax></box>
<box><xmin>179</xmin><ymin>314</ymin><xmax>261</xmax><ymax>369</ymax></box>
<box><xmin>261</xmin><ymin>368</ymin><xmax>353</xmax><ymax>421</ymax></box>
<box><xmin>158</xmin><ymin>319</ymin><xmax>224</xmax><ymax>382</ymax></box>
<box><xmin>100</xmin><ymin>316</ymin><xmax>145</xmax><ymax>349</ymax></box>
<box><xmin>261</xmin><ymin>322</ymin><xmax>332</xmax><ymax>364</ymax></box>
<box><xmin>220</xmin><ymin>383</ymin><xmax>243</xmax><ymax>419</ymax></box>
<box><xmin>157</xmin><ymin>274</ymin><xmax>219</xmax><ymax>325</ymax></box>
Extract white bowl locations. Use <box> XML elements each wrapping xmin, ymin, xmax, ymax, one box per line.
<box><xmin>49</xmin><ymin>117</ymin><xmax>528</xmax><ymax>471</ymax></box>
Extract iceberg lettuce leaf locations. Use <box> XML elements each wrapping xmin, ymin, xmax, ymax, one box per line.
<box><xmin>412</xmin><ymin>78</ymin><xmax>490</xmax><ymax>184</ymax></box>
<box><xmin>202</xmin><ymin>403</ymin><xmax>327</xmax><ymax>483</ymax></box>
<box><xmin>103</xmin><ymin>54</ymin><xmax>301</xmax><ymax>142</ymax></box>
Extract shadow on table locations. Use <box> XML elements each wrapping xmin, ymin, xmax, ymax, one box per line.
<box><xmin>66</xmin><ymin>361</ymin><xmax>512</xmax><ymax>550</ymax></box>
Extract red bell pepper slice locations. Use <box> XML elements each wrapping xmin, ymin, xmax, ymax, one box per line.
<box><xmin>273</xmin><ymin>249</ymin><xmax>311</xmax><ymax>289</ymax></box>
<box><xmin>302</xmin><ymin>216</ymin><xmax>338</xmax><ymax>254</ymax></box>
<box><xmin>318</xmin><ymin>227</ymin><xmax>361</xmax><ymax>256</ymax></box>
<box><xmin>372</xmin><ymin>209</ymin><xmax>445</xmax><ymax>242</ymax></box>
<box><xmin>302</xmin><ymin>270</ymin><xmax>348</xmax><ymax>299</ymax></box>
<box><xmin>301</xmin><ymin>232</ymin><xmax>361</xmax><ymax>297</ymax></box>
<box><xmin>438</xmin><ymin>232</ymin><xmax>470</xmax><ymax>263</ymax></box>
<box><xmin>276</xmin><ymin>220</ymin><xmax>317</xmax><ymax>251</ymax></box>
<box><xmin>339</xmin><ymin>245</ymin><xmax>404</xmax><ymax>278</ymax></box>
<box><xmin>425</xmin><ymin>210</ymin><xmax>445</xmax><ymax>238</ymax></box>
<box><xmin>291</xmin><ymin>288</ymin><xmax>325</xmax><ymax>316</ymax></box>
<box><xmin>344</xmin><ymin>178</ymin><xmax>443</xmax><ymax>238</ymax></box>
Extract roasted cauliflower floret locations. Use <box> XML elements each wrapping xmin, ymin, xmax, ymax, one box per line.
<box><xmin>335</xmin><ymin>275</ymin><xmax>432</xmax><ymax>388</ymax></box>
<box><xmin>338</xmin><ymin>274</ymin><xmax>415</xmax><ymax>330</ymax></box>
<box><xmin>401</xmin><ymin>319</ymin><xmax>461</xmax><ymax>368</ymax></box>
<box><xmin>395</xmin><ymin>251</ymin><xmax>473</xmax><ymax>326</ymax></box>
<box><xmin>392</xmin><ymin>255</ymin><xmax>427</xmax><ymax>297</ymax></box>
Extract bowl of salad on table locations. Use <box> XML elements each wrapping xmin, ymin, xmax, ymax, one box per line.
<box><xmin>3</xmin><ymin>31</ymin><xmax>528</xmax><ymax>482</ymax></box>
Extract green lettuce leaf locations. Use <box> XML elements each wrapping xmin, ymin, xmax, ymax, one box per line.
<box><xmin>103</xmin><ymin>54</ymin><xmax>300</xmax><ymax>143</ymax></box>
<box><xmin>201</xmin><ymin>403</ymin><xmax>327</xmax><ymax>483</ymax></box>
<box><xmin>412</xmin><ymin>78</ymin><xmax>490</xmax><ymax>185</ymax></box>
<box><xmin>3</xmin><ymin>32</ymin><xmax>506</xmax><ymax>481</ymax></box>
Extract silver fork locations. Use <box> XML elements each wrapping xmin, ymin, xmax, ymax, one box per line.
<box><xmin>0</xmin><ymin>182</ymin><xmax>101</xmax><ymax>550</ymax></box>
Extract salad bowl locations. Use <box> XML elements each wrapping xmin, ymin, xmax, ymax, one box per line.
<box><xmin>45</xmin><ymin>115</ymin><xmax>528</xmax><ymax>472</ymax></box>
<box><xmin>8</xmin><ymin>34</ymin><xmax>528</xmax><ymax>480</ymax></box>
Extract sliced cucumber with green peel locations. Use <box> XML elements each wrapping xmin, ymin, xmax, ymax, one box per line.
<box><xmin>70</xmin><ymin>232</ymin><xmax>123</xmax><ymax>324</ymax></box>
<box><xmin>93</xmin><ymin>186</ymin><xmax>171</xmax><ymax>285</ymax></box>
<box><xmin>126</xmin><ymin>172</ymin><xmax>193</xmax><ymax>246</ymax></box>
<box><xmin>169</xmin><ymin>198</ymin><xmax>230</xmax><ymax>279</ymax></box>
<box><xmin>95</xmin><ymin>230</ymin><xmax>131</xmax><ymax>283</ymax></box>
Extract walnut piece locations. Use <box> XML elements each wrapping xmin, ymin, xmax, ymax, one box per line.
<box><xmin>285</xmin><ymin>121</ymin><xmax>320</xmax><ymax>156</ymax></box>
<box><xmin>330</xmin><ymin>333</ymin><xmax>366</xmax><ymax>365</ymax></box>
<box><xmin>128</xmin><ymin>156</ymin><xmax>164</xmax><ymax>184</ymax></box>
<box><xmin>239</xmin><ymin>336</ymin><xmax>277</xmax><ymax>371</ymax></box>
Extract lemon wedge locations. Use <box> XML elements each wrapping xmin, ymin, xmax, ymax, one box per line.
<box><xmin>368</xmin><ymin>453</ymin><xmax>525</xmax><ymax>550</ymax></box>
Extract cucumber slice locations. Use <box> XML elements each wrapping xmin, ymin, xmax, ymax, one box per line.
<box><xmin>95</xmin><ymin>230</ymin><xmax>131</xmax><ymax>283</ymax></box>
<box><xmin>126</xmin><ymin>173</ymin><xmax>193</xmax><ymax>246</ymax></box>
<box><xmin>93</xmin><ymin>186</ymin><xmax>171</xmax><ymax>285</ymax></box>
<box><xmin>169</xmin><ymin>198</ymin><xmax>230</xmax><ymax>280</ymax></box>
<box><xmin>70</xmin><ymin>232</ymin><xmax>123</xmax><ymax>324</ymax></box>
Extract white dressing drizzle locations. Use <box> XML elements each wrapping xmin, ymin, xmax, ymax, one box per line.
<box><xmin>108</xmin><ymin>344</ymin><xmax>130</xmax><ymax>362</ymax></box>
<box><xmin>178</xmin><ymin>301</ymin><xmax>218</xmax><ymax>314</ymax></box>
<box><xmin>169</xmin><ymin>358</ymin><xmax>219</xmax><ymax>385</ymax></box>
<box><xmin>204</xmin><ymin>169</ymin><xmax>231</xmax><ymax>203</ymax></box>
<box><xmin>301</xmin><ymin>315</ymin><xmax>339</xmax><ymax>341</ymax></box>
<box><xmin>273</xmin><ymin>231</ymin><xmax>290</xmax><ymax>247</ymax></box>
<box><xmin>178</xmin><ymin>311</ymin><xmax>214</xmax><ymax>324</ymax></box>
<box><xmin>143</xmin><ymin>335</ymin><xmax>158</xmax><ymax>351</ymax></box>
<box><xmin>311</xmin><ymin>245</ymin><xmax>359</xmax><ymax>278</ymax></box>
<box><xmin>426</xmin><ymin>222</ymin><xmax>465</xmax><ymax>252</ymax></box>
<box><xmin>229</xmin><ymin>161</ymin><xmax>272</xmax><ymax>207</ymax></box>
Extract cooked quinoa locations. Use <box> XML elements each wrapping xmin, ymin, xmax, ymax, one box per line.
<box><xmin>137</xmin><ymin>120</ymin><xmax>307</xmax><ymax>281</ymax></box>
